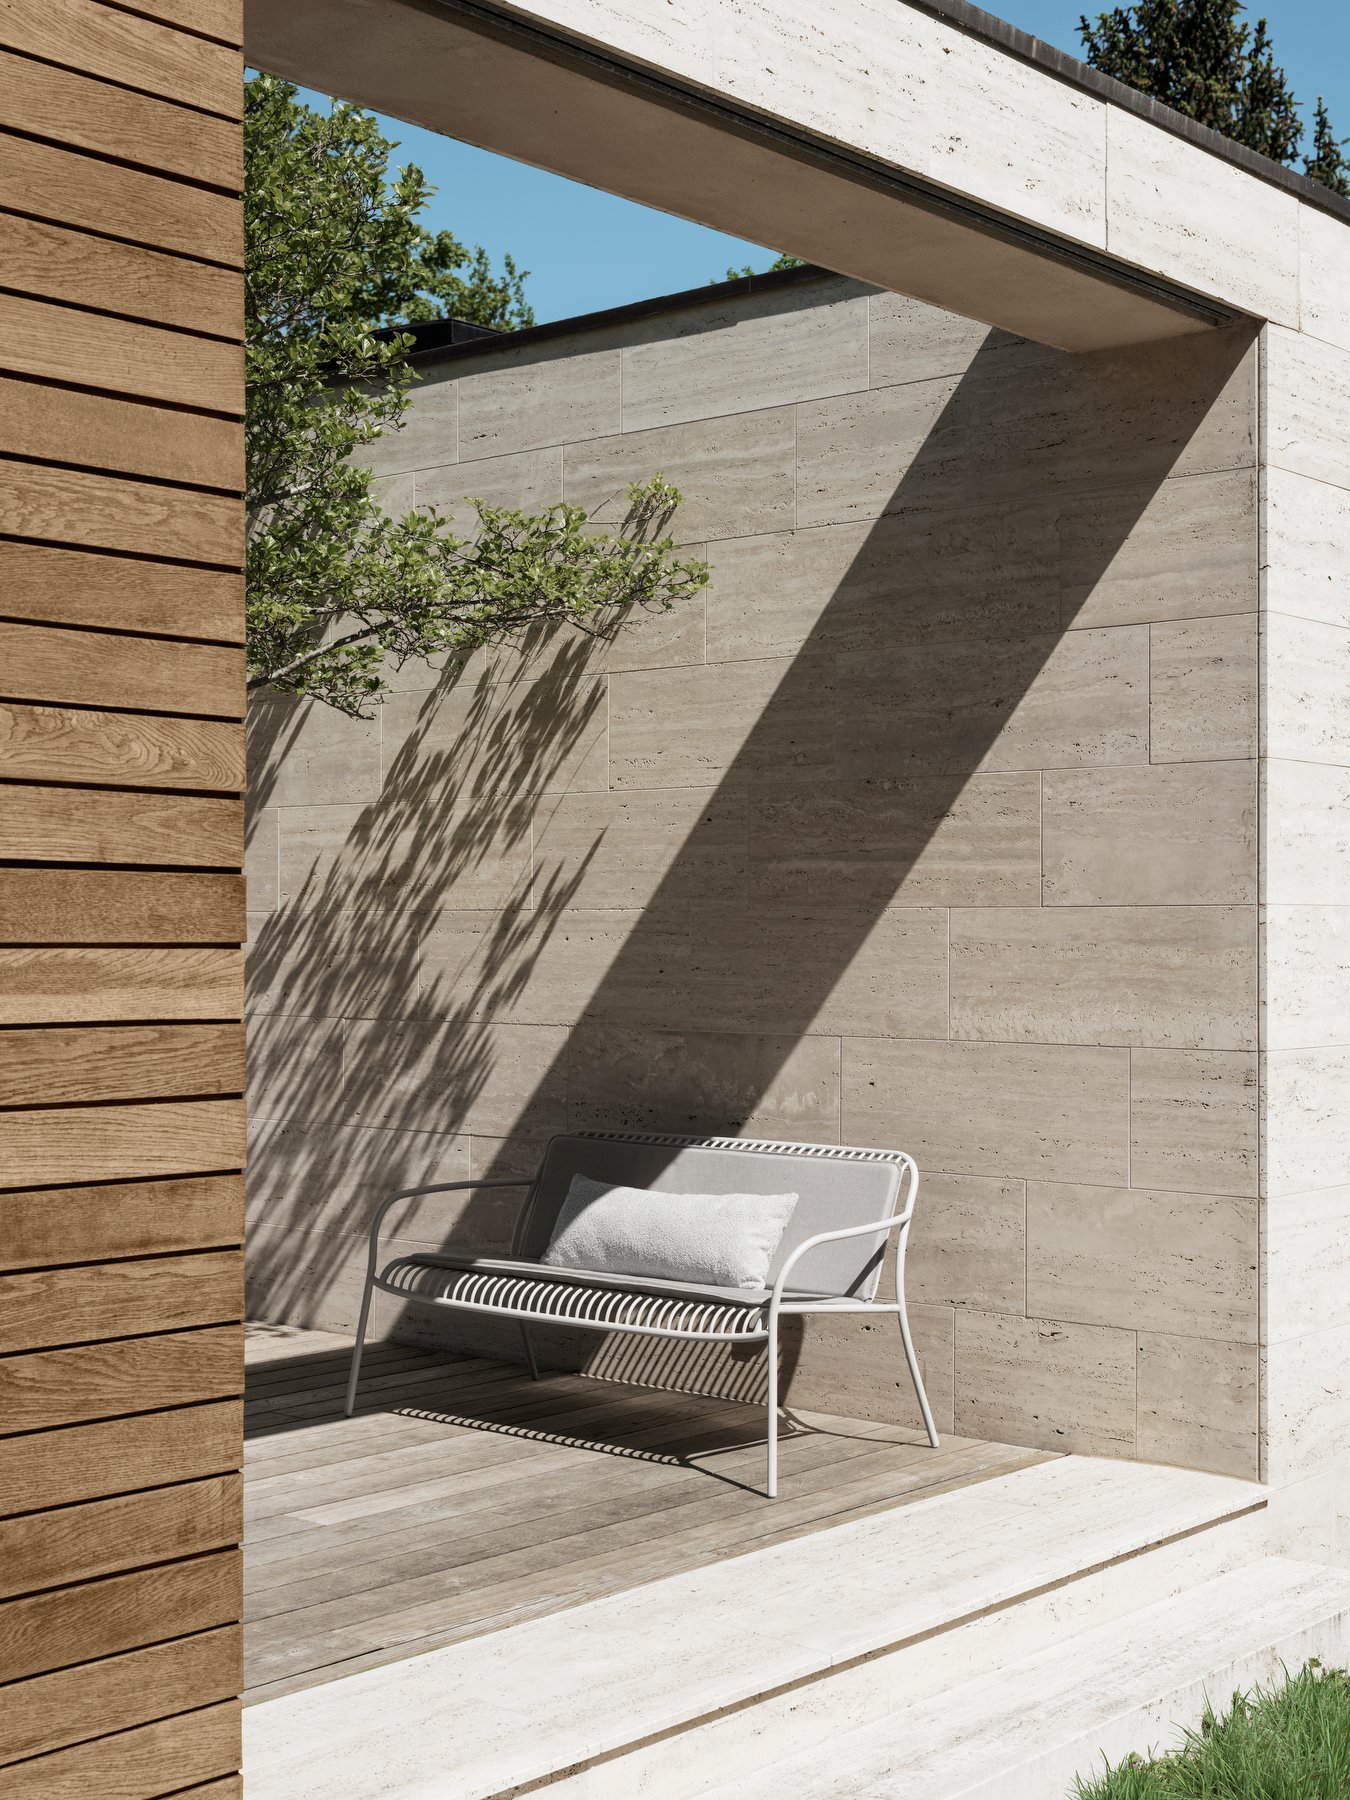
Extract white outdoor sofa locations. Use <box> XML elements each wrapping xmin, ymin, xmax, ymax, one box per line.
<box><xmin>346</xmin><ymin>1131</ymin><xmax>938</xmax><ymax>1496</ymax></box>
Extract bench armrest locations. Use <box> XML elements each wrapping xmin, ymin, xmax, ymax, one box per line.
<box><xmin>362</xmin><ymin>1178</ymin><xmax>534</xmax><ymax>1283</ymax></box>
<box><xmin>768</xmin><ymin>1156</ymin><xmax>918</xmax><ymax>1310</ymax></box>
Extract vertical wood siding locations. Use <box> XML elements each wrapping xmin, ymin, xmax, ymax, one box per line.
<box><xmin>0</xmin><ymin>0</ymin><xmax>246</xmax><ymax>1788</ymax></box>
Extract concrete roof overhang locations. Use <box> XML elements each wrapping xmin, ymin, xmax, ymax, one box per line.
<box><xmin>245</xmin><ymin>0</ymin><xmax>1312</xmax><ymax>352</ymax></box>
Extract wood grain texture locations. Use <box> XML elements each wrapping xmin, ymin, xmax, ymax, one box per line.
<box><xmin>0</xmin><ymin>1472</ymin><xmax>240</xmax><ymax>1599</ymax></box>
<box><xmin>0</xmin><ymin>293</ymin><xmax>241</xmax><ymax>413</ymax></box>
<box><xmin>0</xmin><ymin>462</ymin><xmax>240</xmax><ymax>567</ymax></box>
<box><xmin>0</xmin><ymin>947</ymin><xmax>243</xmax><ymax>1023</ymax></box>
<box><xmin>0</xmin><ymin>1325</ymin><xmax>243</xmax><ymax>1434</ymax></box>
<box><xmin>0</xmin><ymin>1625</ymin><xmax>241</xmax><ymax>1766</ymax></box>
<box><xmin>0</xmin><ymin>704</ymin><xmax>245</xmax><ymax>791</ymax></box>
<box><xmin>0</xmin><ymin>48</ymin><xmax>241</xmax><ymax>189</ymax></box>
<box><xmin>0</xmin><ymin>623</ymin><xmax>243</xmax><ymax>715</ymax></box>
<box><xmin>0</xmin><ymin>1099</ymin><xmax>245</xmax><ymax>1188</ymax></box>
<box><xmin>108</xmin><ymin>0</ymin><xmax>241</xmax><ymax>47</ymax></box>
<box><xmin>0</xmin><ymin>1023</ymin><xmax>244</xmax><ymax>1108</ymax></box>
<box><xmin>0</xmin><ymin>869</ymin><xmax>244</xmax><ymax>943</ymax></box>
<box><xmin>0</xmin><ymin>544</ymin><xmax>243</xmax><ymax>641</ymax></box>
<box><xmin>0</xmin><ymin>210</ymin><xmax>240</xmax><ymax>337</ymax></box>
<box><xmin>0</xmin><ymin>131</ymin><xmax>241</xmax><ymax>264</ymax></box>
<box><xmin>0</xmin><ymin>786</ymin><xmax>242</xmax><ymax>867</ymax></box>
<box><xmin>0</xmin><ymin>1250</ymin><xmax>242</xmax><ymax>1354</ymax></box>
<box><xmin>0</xmin><ymin>1172</ymin><xmax>244</xmax><ymax>1272</ymax></box>
<box><xmin>0</xmin><ymin>1398</ymin><xmax>242</xmax><ymax>1514</ymax></box>
<box><xmin>0</xmin><ymin>0</ymin><xmax>242</xmax><ymax>117</ymax></box>
<box><xmin>0</xmin><ymin>1700</ymin><xmax>240</xmax><ymax>1797</ymax></box>
<box><xmin>0</xmin><ymin>376</ymin><xmax>242</xmax><ymax>490</ymax></box>
<box><xmin>0</xmin><ymin>1548</ymin><xmax>241</xmax><ymax>1682</ymax></box>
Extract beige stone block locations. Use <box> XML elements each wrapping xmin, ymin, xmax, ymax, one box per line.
<box><xmin>562</xmin><ymin>407</ymin><xmax>795</xmax><ymax>544</ymax></box>
<box><xmin>419</xmin><ymin>908</ymin><xmax>639</xmax><ymax>1027</ymax></box>
<box><xmin>1042</xmin><ymin>763</ymin><xmax>1256</xmax><ymax>905</ymax></box>
<box><xmin>566</xmin><ymin>1022</ymin><xmax>840</xmax><ymax>1140</ymax></box>
<box><xmin>1264</xmin><ymin>467</ymin><xmax>1350</xmax><ymax>630</ymax></box>
<box><xmin>529</xmin><ymin>0</ymin><xmax>713</xmax><ymax>80</ymax></box>
<box><xmin>1266</xmin><ymin>612</ymin><xmax>1350</xmax><ymax>764</ymax></box>
<box><xmin>1105</xmin><ymin>110</ymin><xmax>1299</xmax><ymax>324</ymax></box>
<box><xmin>1266</xmin><ymin>325</ymin><xmax>1350</xmax><ymax>492</ymax></box>
<box><xmin>1265</xmin><ymin>1185</ymin><xmax>1350</xmax><ymax>1346</ymax></box>
<box><xmin>1263</xmin><ymin>906</ymin><xmax>1350</xmax><ymax>1053</ymax></box>
<box><xmin>467</xmin><ymin>591</ymin><xmax>707</xmax><ymax>689</ymax></box>
<box><xmin>1027</xmin><ymin>1182</ymin><xmax>1256</xmax><ymax>1339</ymax></box>
<box><xmin>1300</xmin><ymin>201</ymin><xmax>1350</xmax><ymax>355</ymax></box>
<box><xmin>951</xmin><ymin>905</ymin><xmax>1255</xmax><ymax>1051</ymax></box>
<box><xmin>705</xmin><ymin>503</ymin><xmax>1059</xmax><ymax>665</ymax></box>
<box><xmin>842</xmin><ymin>1038</ymin><xmax>1129</xmax><ymax>1186</ymax></box>
<box><xmin>620</xmin><ymin>278</ymin><xmax>868</xmax><ymax>431</ymax></box>
<box><xmin>369</xmin><ymin>469</ymin><xmax>416</xmax><ymax>517</ymax></box>
<box><xmin>343</xmin><ymin>1016</ymin><xmax>568</xmax><ymax>1140</ymax></box>
<box><xmin>906</xmin><ymin>1171</ymin><xmax>1026</xmax><ymax>1315</ymax></box>
<box><xmin>359</xmin><ymin>367</ymin><xmax>457</xmax><ymax>475</ymax></box>
<box><xmin>276</xmin><ymin>800</ymin><xmax>531</xmax><ymax>915</ymax></box>
<box><xmin>954</xmin><ymin>1310</ymin><xmax>1135</xmax><ymax>1456</ymax></box>
<box><xmin>415</xmin><ymin>444</ymin><xmax>562</xmax><ymax>534</ymax></box>
<box><xmin>246</xmin><ymin>901</ymin><xmax>419</xmax><ymax>1021</ymax></box>
<box><xmin>868</xmin><ymin>292</ymin><xmax>993</xmax><ymax>388</ymax></box>
<box><xmin>1136</xmin><ymin>1332</ymin><xmax>1259</xmax><ymax>1479</ymax></box>
<box><xmin>608</xmin><ymin>654</ymin><xmax>832</xmax><ymax>790</ymax></box>
<box><xmin>1129</xmin><ymin>1049</ymin><xmax>1258</xmax><ymax>1197</ymax></box>
<box><xmin>457</xmin><ymin>340</ymin><xmax>621</xmax><ymax>461</ymax></box>
<box><xmin>247</xmin><ymin>1010</ymin><xmax>344</xmax><ymax>1126</ymax></box>
<box><xmin>534</xmin><ymin>786</ymin><xmax>747</xmax><ymax>914</ymax></box>
<box><xmin>248</xmin><ymin>698</ymin><xmax>380</xmax><ymax>809</ymax></box>
<box><xmin>1263</xmin><ymin>1324</ymin><xmax>1350</xmax><ymax>1484</ymax></box>
<box><xmin>469</xmin><ymin>1133</ymin><xmax>552</xmax><ymax>1188</ymax></box>
<box><xmin>801</xmin><ymin>907</ymin><xmax>949</xmax><ymax>1039</ymax></box>
<box><xmin>381</xmin><ymin>667</ymin><xmax>607</xmax><ymax>797</ymax></box>
<box><xmin>839</xmin><ymin>625</ymin><xmax>1149</xmax><ymax>778</ymax></box>
<box><xmin>1265</xmin><ymin>1047</ymin><xmax>1350</xmax><ymax>1196</ymax></box>
<box><xmin>1265</xmin><ymin>759</ymin><xmax>1350</xmax><ymax>905</ymax></box>
<box><xmin>1060</xmin><ymin>469</ymin><xmax>1257</xmax><ymax>629</ymax></box>
<box><xmin>245</xmin><ymin>805</ymin><xmax>279</xmax><ymax>913</ymax></box>
<box><xmin>796</xmin><ymin>376</ymin><xmax>964</xmax><ymax>526</ymax></box>
<box><xmin>748</xmin><ymin>772</ymin><xmax>1041</xmax><ymax>912</ymax></box>
<box><xmin>597</xmin><ymin>591</ymin><xmax>706</xmax><ymax>673</ymax></box>
<box><xmin>786</xmin><ymin>1301</ymin><xmax>956</xmax><ymax>1434</ymax></box>
<box><xmin>1150</xmin><ymin>614</ymin><xmax>1257</xmax><ymax>761</ymax></box>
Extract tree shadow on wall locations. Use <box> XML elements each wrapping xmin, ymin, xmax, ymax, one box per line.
<box><xmin>245</xmin><ymin>314</ymin><xmax>1257</xmax><ymax>1413</ymax></box>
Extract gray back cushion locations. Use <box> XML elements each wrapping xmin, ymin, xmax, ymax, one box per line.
<box><xmin>515</xmin><ymin>1135</ymin><xmax>903</xmax><ymax>1300</ymax></box>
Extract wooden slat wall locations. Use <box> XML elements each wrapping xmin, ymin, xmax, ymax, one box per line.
<box><xmin>0</xmin><ymin>1</ymin><xmax>246</xmax><ymax>1790</ymax></box>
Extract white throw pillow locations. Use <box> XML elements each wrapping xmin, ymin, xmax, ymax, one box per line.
<box><xmin>540</xmin><ymin>1176</ymin><xmax>798</xmax><ymax>1291</ymax></box>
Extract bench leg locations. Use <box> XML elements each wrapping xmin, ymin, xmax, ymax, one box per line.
<box><xmin>766</xmin><ymin>1318</ymin><xmax>779</xmax><ymax>1499</ymax></box>
<box><xmin>520</xmin><ymin>1323</ymin><xmax>540</xmax><ymax>1380</ymax></box>
<box><xmin>344</xmin><ymin>1277</ymin><xmax>374</xmax><ymax>1418</ymax></box>
<box><xmin>898</xmin><ymin>1290</ymin><xmax>940</xmax><ymax>1449</ymax></box>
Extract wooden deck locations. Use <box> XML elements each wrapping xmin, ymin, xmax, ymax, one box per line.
<box><xmin>243</xmin><ymin>1323</ymin><xmax>1049</xmax><ymax>1702</ymax></box>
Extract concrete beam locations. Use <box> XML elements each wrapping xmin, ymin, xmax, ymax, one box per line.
<box><xmin>246</xmin><ymin>0</ymin><xmax>1253</xmax><ymax>352</ymax></box>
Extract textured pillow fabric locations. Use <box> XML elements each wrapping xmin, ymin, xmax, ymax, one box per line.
<box><xmin>540</xmin><ymin>1176</ymin><xmax>799</xmax><ymax>1291</ymax></box>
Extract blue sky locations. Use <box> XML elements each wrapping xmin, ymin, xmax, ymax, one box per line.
<box><xmin>300</xmin><ymin>0</ymin><xmax>1348</xmax><ymax>323</ymax></box>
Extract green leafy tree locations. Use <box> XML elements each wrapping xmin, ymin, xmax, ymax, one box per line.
<box><xmin>1303</xmin><ymin>97</ymin><xmax>1350</xmax><ymax>197</ymax></box>
<box><xmin>245</xmin><ymin>74</ymin><xmax>707</xmax><ymax>715</ymax></box>
<box><xmin>714</xmin><ymin>251</ymin><xmax>805</xmax><ymax>284</ymax></box>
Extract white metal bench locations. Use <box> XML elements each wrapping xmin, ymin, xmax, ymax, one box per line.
<box><xmin>346</xmin><ymin>1130</ymin><xmax>938</xmax><ymax>1496</ymax></box>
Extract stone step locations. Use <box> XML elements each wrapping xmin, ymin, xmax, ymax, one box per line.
<box><xmin>701</xmin><ymin>1558</ymin><xmax>1350</xmax><ymax>1800</ymax></box>
<box><xmin>244</xmin><ymin>1456</ymin><xmax>1264</xmax><ymax>1799</ymax></box>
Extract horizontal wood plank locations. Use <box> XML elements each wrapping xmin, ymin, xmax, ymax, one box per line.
<box><xmin>0</xmin><ymin>1471</ymin><xmax>240</xmax><ymax>1599</ymax></box>
<box><xmin>0</xmin><ymin>947</ymin><xmax>243</xmax><ymax>1023</ymax></box>
<box><xmin>0</xmin><ymin>1324</ymin><xmax>243</xmax><ymax>1434</ymax></box>
<box><xmin>0</xmin><ymin>1398</ymin><xmax>242</xmax><ymax>1514</ymax></box>
<box><xmin>0</xmin><ymin>376</ymin><xmax>242</xmax><ymax>490</ymax></box>
<box><xmin>0</xmin><ymin>293</ymin><xmax>241</xmax><ymax>414</ymax></box>
<box><xmin>0</xmin><ymin>1624</ymin><xmax>241</xmax><ymax>1766</ymax></box>
<box><xmin>0</xmin><ymin>0</ymin><xmax>242</xmax><ymax>118</ymax></box>
<box><xmin>0</xmin><ymin>703</ymin><xmax>245</xmax><ymax>791</ymax></box>
<box><xmin>1</xmin><ymin>1700</ymin><xmax>240</xmax><ymax>1796</ymax></box>
<box><xmin>0</xmin><ymin>1250</ymin><xmax>242</xmax><ymax>1354</ymax></box>
<box><xmin>0</xmin><ymin>211</ymin><xmax>240</xmax><ymax>339</ymax></box>
<box><xmin>0</xmin><ymin>622</ymin><xmax>242</xmax><ymax>716</ymax></box>
<box><xmin>105</xmin><ymin>0</ymin><xmax>241</xmax><ymax>47</ymax></box>
<box><xmin>0</xmin><ymin>1022</ymin><xmax>244</xmax><ymax>1108</ymax></box>
<box><xmin>0</xmin><ymin>130</ymin><xmax>241</xmax><ymax>263</ymax></box>
<box><xmin>0</xmin><ymin>869</ymin><xmax>244</xmax><ymax>943</ymax></box>
<box><xmin>0</xmin><ymin>1098</ymin><xmax>245</xmax><ymax>1187</ymax></box>
<box><xmin>0</xmin><ymin>1172</ymin><xmax>244</xmax><ymax>1271</ymax></box>
<box><xmin>0</xmin><ymin>1548</ymin><xmax>242</xmax><ymax>1683</ymax></box>
<box><xmin>0</xmin><ymin>48</ymin><xmax>241</xmax><ymax>189</ymax></box>
<box><xmin>0</xmin><ymin>786</ymin><xmax>242</xmax><ymax>866</ymax></box>
<box><xmin>0</xmin><ymin>544</ymin><xmax>243</xmax><ymax>641</ymax></box>
<box><xmin>0</xmin><ymin>462</ymin><xmax>241</xmax><ymax>568</ymax></box>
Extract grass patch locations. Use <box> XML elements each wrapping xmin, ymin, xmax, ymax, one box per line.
<box><xmin>1071</xmin><ymin>1660</ymin><xmax>1350</xmax><ymax>1798</ymax></box>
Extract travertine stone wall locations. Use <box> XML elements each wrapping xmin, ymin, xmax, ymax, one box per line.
<box><xmin>247</xmin><ymin>272</ymin><xmax>1263</xmax><ymax>1475</ymax></box>
<box><xmin>1260</xmin><ymin>198</ymin><xmax>1350</xmax><ymax>1553</ymax></box>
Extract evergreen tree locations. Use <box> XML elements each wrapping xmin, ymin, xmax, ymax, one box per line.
<box><xmin>1304</xmin><ymin>98</ymin><xmax>1350</xmax><ymax>198</ymax></box>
